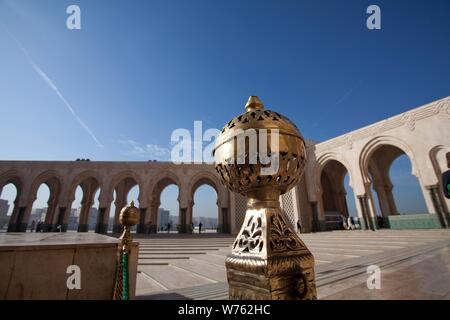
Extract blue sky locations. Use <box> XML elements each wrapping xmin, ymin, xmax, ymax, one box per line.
<box><xmin>1</xmin><ymin>0</ymin><xmax>449</xmax><ymax>218</ymax></box>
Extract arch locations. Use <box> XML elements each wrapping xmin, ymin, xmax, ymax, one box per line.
<box><xmin>360</xmin><ymin>136</ymin><xmax>428</xmax><ymax>227</ymax></box>
<box><xmin>315</xmin><ymin>152</ymin><xmax>353</xmax><ymax>192</ymax></box>
<box><xmin>67</xmin><ymin>170</ymin><xmax>102</xmax><ymax>204</ymax></box>
<box><xmin>188</xmin><ymin>171</ymin><xmax>223</xmax><ymax>204</ymax></box>
<box><xmin>29</xmin><ymin>170</ymin><xmax>63</xmax><ymax>203</ymax></box>
<box><xmin>146</xmin><ymin>171</ymin><xmax>181</xmax><ymax>233</ymax></box>
<box><xmin>313</xmin><ymin>152</ymin><xmax>353</xmax><ymax>230</ymax></box>
<box><xmin>0</xmin><ymin>170</ymin><xmax>23</xmax><ymax>194</ymax></box>
<box><xmin>192</xmin><ymin>184</ymin><xmax>218</xmax><ymax>233</ymax></box>
<box><xmin>0</xmin><ymin>182</ymin><xmax>19</xmax><ymax>231</ymax></box>
<box><xmin>149</xmin><ymin>171</ymin><xmax>181</xmax><ymax>204</ymax></box>
<box><xmin>29</xmin><ymin>183</ymin><xmax>51</xmax><ymax>231</ymax></box>
<box><xmin>0</xmin><ymin>171</ymin><xmax>24</xmax><ymax>232</ymax></box>
<box><xmin>67</xmin><ymin>171</ymin><xmax>102</xmax><ymax>232</ymax></box>
<box><xmin>109</xmin><ymin>170</ymin><xmax>143</xmax><ymax>203</ymax></box>
<box><xmin>359</xmin><ymin>135</ymin><xmax>418</xmax><ymax>184</ymax></box>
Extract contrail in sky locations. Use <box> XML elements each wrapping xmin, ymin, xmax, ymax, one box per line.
<box><xmin>1</xmin><ymin>23</ymin><xmax>104</xmax><ymax>148</ymax></box>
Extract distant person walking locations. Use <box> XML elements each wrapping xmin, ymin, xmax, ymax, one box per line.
<box><xmin>199</xmin><ymin>222</ymin><xmax>203</xmax><ymax>234</ymax></box>
<box><xmin>167</xmin><ymin>222</ymin><xmax>171</xmax><ymax>234</ymax></box>
<box><xmin>31</xmin><ymin>220</ymin><xmax>36</xmax><ymax>232</ymax></box>
<box><xmin>341</xmin><ymin>215</ymin><xmax>348</xmax><ymax>230</ymax></box>
<box><xmin>347</xmin><ymin>217</ymin><xmax>355</xmax><ymax>230</ymax></box>
<box><xmin>296</xmin><ymin>220</ymin><xmax>302</xmax><ymax>234</ymax></box>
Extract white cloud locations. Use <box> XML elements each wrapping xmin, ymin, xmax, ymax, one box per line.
<box><xmin>116</xmin><ymin>139</ymin><xmax>170</xmax><ymax>160</ymax></box>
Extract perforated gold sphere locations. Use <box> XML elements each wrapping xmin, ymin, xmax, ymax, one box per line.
<box><xmin>119</xmin><ymin>201</ymin><xmax>140</xmax><ymax>227</ymax></box>
<box><xmin>213</xmin><ymin>96</ymin><xmax>307</xmax><ymax>196</ymax></box>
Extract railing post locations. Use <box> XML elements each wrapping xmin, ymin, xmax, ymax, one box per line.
<box><xmin>113</xmin><ymin>201</ymin><xmax>139</xmax><ymax>300</ymax></box>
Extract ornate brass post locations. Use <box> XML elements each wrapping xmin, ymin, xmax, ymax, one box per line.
<box><xmin>113</xmin><ymin>201</ymin><xmax>139</xmax><ymax>300</ymax></box>
<box><xmin>213</xmin><ymin>96</ymin><xmax>317</xmax><ymax>300</ymax></box>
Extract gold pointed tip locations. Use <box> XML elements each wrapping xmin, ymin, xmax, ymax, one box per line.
<box><xmin>245</xmin><ymin>96</ymin><xmax>264</xmax><ymax>112</ymax></box>
<box><xmin>130</xmin><ymin>200</ymin><xmax>135</xmax><ymax>207</ymax></box>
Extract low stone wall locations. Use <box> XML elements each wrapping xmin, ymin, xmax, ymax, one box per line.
<box><xmin>386</xmin><ymin>214</ymin><xmax>443</xmax><ymax>229</ymax></box>
<box><xmin>0</xmin><ymin>233</ymin><xmax>138</xmax><ymax>300</ymax></box>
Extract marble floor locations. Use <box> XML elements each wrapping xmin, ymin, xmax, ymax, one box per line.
<box><xmin>134</xmin><ymin>229</ymin><xmax>450</xmax><ymax>300</ymax></box>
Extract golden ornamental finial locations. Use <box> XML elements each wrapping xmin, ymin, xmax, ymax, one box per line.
<box><xmin>245</xmin><ymin>95</ymin><xmax>264</xmax><ymax>113</ymax></box>
<box><xmin>213</xmin><ymin>95</ymin><xmax>316</xmax><ymax>300</ymax></box>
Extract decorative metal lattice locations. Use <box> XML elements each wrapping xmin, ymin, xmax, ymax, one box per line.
<box><xmin>281</xmin><ymin>188</ymin><xmax>297</xmax><ymax>230</ymax></box>
<box><xmin>235</xmin><ymin>193</ymin><xmax>247</xmax><ymax>231</ymax></box>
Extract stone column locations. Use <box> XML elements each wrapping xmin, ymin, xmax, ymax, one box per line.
<box><xmin>147</xmin><ymin>200</ymin><xmax>159</xmax><ymax>233</ymax></box>
<box><xmin>373</xmin><ymin>186</ymin><xmax>391</xmax><ymax>217</ymax></box>
<box><xmin>315</xmin><ymin>190</ymin><xmax>327</xmax><ymax>231</ymax></box>
<box><xmin>137</xmin><ymin>207</ymin><xmax>149</xmax><ymax>234</ymax></box>
<box><xmin>357</xmin><ymin>193</ymin><xmax>377</xmax><ymax>231</ymax></box>
<box><xmin>426</xmin><ymin>185</ymin><xmax>449</xmax><ymax>228</ymax></box>
<box><xmin>216</xmin><ymin>200</ymin><xmax>223</xmax><ymax>233</ymax></box>
<box><xmin>56</xmin><ymin>207</ymin><xmax>68</xmax><ymax>232</ymax></box>
<box><xmin>43</xmin><ymin>196</ymin><xmax>58</xmax><ymax>232</ymax></box>
<box><xmin>309</xmin><ymin>201</ymin><xmax>321</xmax><ymax>232</ymax></box>
<box><xmin>13</xmin><ymin>195</ymin><xmax>34</xmax><ymax>232</ymax></box>
<box><xmin>220</xmin><ymin>207</ymin><xmax>229</xmax><ymax>233</ymax></box>
<box><xmin>385</xmin><ymin>185</ymin><xmax>398</xmax><ymax>215</ymax></box>
<box><xmin>356</xmin><ymin>195</ymin><xmax>369</xmax><ymax>230</ymax></box>
<box><xmin>368</xmin><ymin>188</ymin><xmax>379</xmax><ymax>230</ymax></box>
<box><xmin>335</xmin><ymin>190</ymin><xmax>348</xmax><ymax>217</ymax></box>
<box><xmin>373</xmin><ymin>183</ymin><xmax>397</xmax><ymax>228</ymax></box>
<box><xmin>78</xmin><ymin>190</ymin><xmax>94</xmax><ymax>232</ymax></box>
<box><xmin>185</xmin><ymin>200</ymin><xmax>194</xmax><ymax>233</ymax></box>
<box><xmin>95</xmin><ymin>204</ymin><xmax>110</xmax><ymax>234</ymax></box>
<box><xmin>113</xmin><ymin>192</ymin><xmax>127</xmax><ymax>234</ymax></box>
<box><xmin>7</xmin><ymin>198</ymin><xmax>22</xmax><ymax>232</ymax></box>
<box><xmin>352</xmin><ymin>193</ymin><xmax>366</xmax><ymax>230</ymax></box>
<box><xmin>178</xmin><ymin>207</ymin><xmax>188</xmax><ymax>233</ymax></box>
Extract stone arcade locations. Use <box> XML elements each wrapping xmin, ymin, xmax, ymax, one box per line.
<box><xmin>1</xmin><ymin>96</ymin><xmax>450</xmax><ymax>234</ymax></box>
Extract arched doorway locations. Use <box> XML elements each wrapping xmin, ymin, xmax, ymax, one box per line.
<box><xmin>192</xmin><ymin>185</ymin><xmax>218</xmax><ymax>234</ymax></box>
<box><xmin>29</xmin><ymin>184</ymin><xmax>50</xmax><ymax>232</ymax></box>
<box><xmin>127</xmin><ymin>185</ymin><xmax>140</xmax><ymax>233</ymax></box>
<box><xmin>29</xmin><ymin>174</ymin><xmax>62</xmax><ymax>232</ymax></box>
<box><xmin>319</xmin><ymin>159</ymin><xmax>356</xmax><ymax>230</ymax></box>
<box><xmin>110</xmin><ymin>176</ymin><xmax>139</xmax><ymax>233</ymax></box>
<box><xmin>368</xmin><ymin>145</ymin><xmax>428</xmax><ymax>227</ymax></box>
<box><xmin>0</xmin><ymin>183</ymin><xmax>19</xmax><ymax>232</ymax></box>
<box><xmin>157</xmin><ymin>184</ymin><xmax>179</xmax><ymax>233</ymax></box>
<box><xmin>68</xmin><ymin>176</ymin><xmax>101</xmax><ymax>232</ymax></box>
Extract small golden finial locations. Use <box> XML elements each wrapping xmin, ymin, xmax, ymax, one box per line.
<box><xmin>245</xmin><ymin>96</ymin><xmax>264</xmax><ymax>113</ymax></box>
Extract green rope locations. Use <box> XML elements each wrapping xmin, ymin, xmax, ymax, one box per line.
<box><xmin>122</xmin><ymin>251</ymin><xmax>129</xmax><ymax>300</ymax></box>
